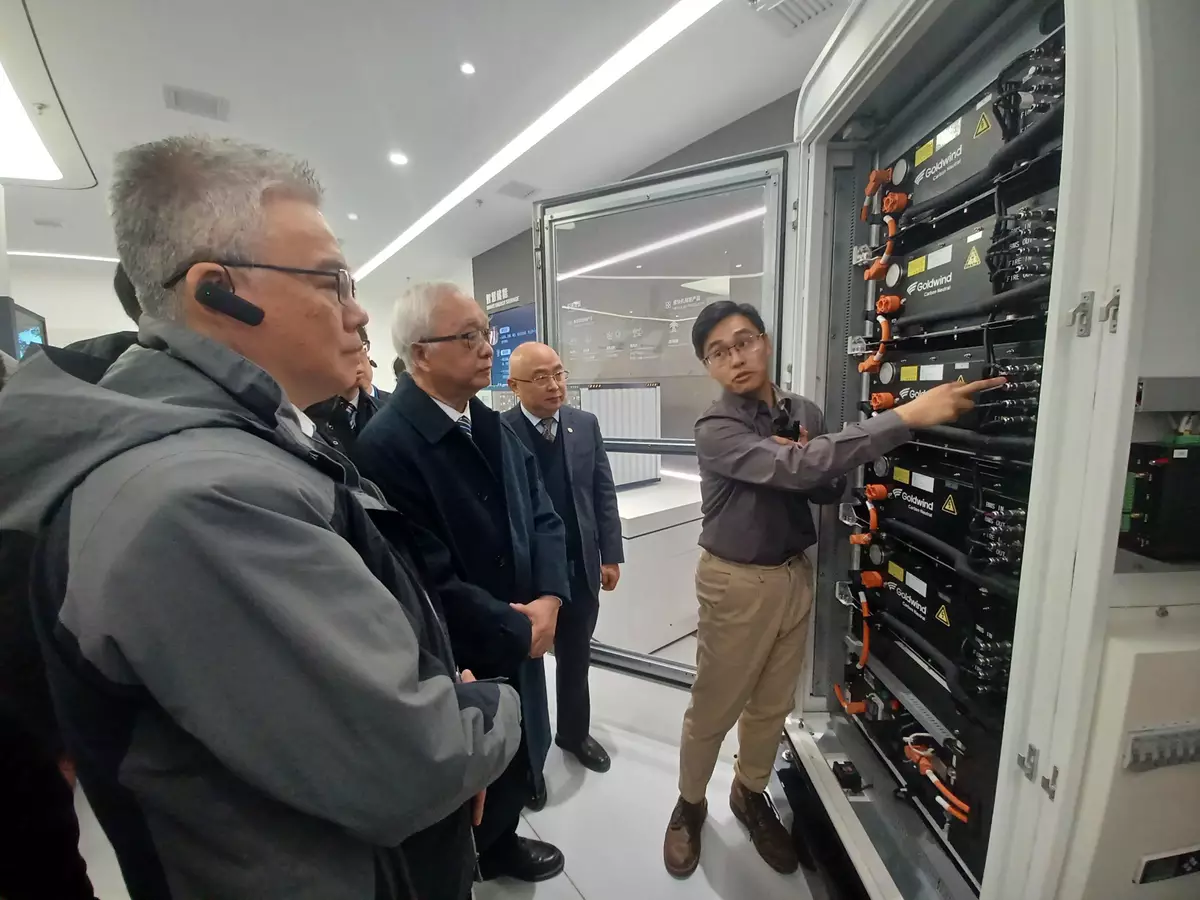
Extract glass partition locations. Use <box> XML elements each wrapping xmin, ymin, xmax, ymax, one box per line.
<box><xmin>534</xmin><ymin>151</ymin><xmax>789</xmax><ymax>679</ymax></box>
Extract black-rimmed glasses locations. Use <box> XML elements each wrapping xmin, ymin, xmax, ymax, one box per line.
<box><xmin>162</xmin><ymin>260</ymin><xmax>356</xmax><ymax>306</ymax></box>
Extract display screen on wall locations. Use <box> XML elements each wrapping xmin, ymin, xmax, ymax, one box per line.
<box><xmin>14</xmin><ymin>306</ymin><xmax>47</xmax><ymax>360</ymax></box>
<box><xmin>489</xmin><ymin>303</ymin><xmax>538</xmax><ymax>387</ymax></box>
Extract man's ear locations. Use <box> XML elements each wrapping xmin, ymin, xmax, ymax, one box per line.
<box><xmin>507</xmin><ymin>377</ymin><xmax>518</xmax><ymax>393</ymax></box>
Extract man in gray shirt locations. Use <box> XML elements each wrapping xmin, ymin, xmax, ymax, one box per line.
<box><xmin>663</xmin><ymin>300</ymin><xmax>1002</xmax><ymax>878</ymax></box>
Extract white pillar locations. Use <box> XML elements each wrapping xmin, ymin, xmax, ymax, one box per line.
<box><xmin>0</xmin><ymin>184</ymin><xmax>10</xmax><ymax>296</ymax></box>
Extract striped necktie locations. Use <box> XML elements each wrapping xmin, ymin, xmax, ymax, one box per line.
<box><xmin>538</xmin><ymin>417</ymin><xmax>556</xmax><ymax>442</ymax></box>
<box><xmin>456</xmin><ymin>415</ymin><xmax>473</xmax><ymax>439</ymax></box>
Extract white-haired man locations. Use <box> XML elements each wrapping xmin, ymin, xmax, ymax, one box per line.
<box><xmin>0</xmin><ymin>137</ymin><xmax>521</xmax><ymax>900</ymax></box>
<box><xmin>355</xmin><ymin>283</ymin><xmax>569</xmax><ymax>884</ymax></box>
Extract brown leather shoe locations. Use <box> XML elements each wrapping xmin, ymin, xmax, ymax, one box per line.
<box><xmin>663</xmin><ymin>796</ymin><xmax>707</xmax><ymax>877</ymax></box>
<box><xmin>730</xmin><ymin>779</ymin><xmax>799</xmax><ymax>874</ymax></box>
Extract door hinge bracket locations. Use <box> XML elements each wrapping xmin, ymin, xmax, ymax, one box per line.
<box><xmin>1041</xmin><ymin>764</ymin><xmax>1059</xmax><ymax>800</ymax></box>
<box><xmin>1017</xmin><ymin>743</ymin><xmax>1040</xmax><ymax>781</ymax></box>
<box><xmin>1068</xmin><ymin>292</ymin><xmax>1094</xmax><ymax>337</ymax></box>
<box><xmin>1099</xmin><ymin>286</ymin><xmax>1121</xmax><ymax>334</ymax></box>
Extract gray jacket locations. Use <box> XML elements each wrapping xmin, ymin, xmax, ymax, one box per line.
<box><xmin>0</xmin><ymin>319</ymin><xmax>521</xmax><ymax>900</ymax></box>
<box><xmin>695</xmin><ymin>387</ymin><xmax>911</xmax><ymax>566</ymax></box>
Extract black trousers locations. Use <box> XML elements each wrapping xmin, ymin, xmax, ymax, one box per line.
<box><xmin>554</xmin><ymin>576</ymin><xmax>600</xmax><ymax>747</ymax></box>
<box><xmin>474</xmin><ymin>734</ymin><xmax>529</xmax><ymax>859</ymax></box>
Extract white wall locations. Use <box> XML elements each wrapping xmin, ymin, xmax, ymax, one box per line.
<box><xmin>8</xmin><ymin>255</ymin><xmax>478</xmax><ymax>396</ymax></box>
<box><xmin>8</xmin><ymin>257</ymin><xmax>132</xmax><ymax>348</ymax></box>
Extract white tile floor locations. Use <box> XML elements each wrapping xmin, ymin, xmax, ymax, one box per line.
<box><xmin>75</xmin><ymin>655</ymin><xmax>813</xmax><ymax>900</ymax></box>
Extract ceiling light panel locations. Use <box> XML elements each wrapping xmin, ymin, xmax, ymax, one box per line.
<box><xmin>0</xmin><ymin>60</ymin><xmax>61</xmax><ymax>181</ymax></box>
<box><xmin>354</xmin><ymin>0</ymin><xmax>725</xmax><ymax>281</ymax></box>
<box><xmin>460</xmin><ymin>61</ymin><xmax>476</xmax><ymax>75</ymax></box>
<box><xmin>388</xmin><ymin>151</ymin><xmax>409</xmax><ymax>166</ymax></box>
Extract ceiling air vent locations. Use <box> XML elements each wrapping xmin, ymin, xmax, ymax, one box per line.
<box><xmin>163</xmin><ymin>85</ymin><xmax>231</xmax><ymax>122</ymax></box>
<box><xmin>496</xmin><ymin>180</ymin><xmax>539</xmax><ymax>201</ymax></box>
<box><xmin>748</xmin><ymin>0</ymin><xmax>838</xmax><ymax>35</ymax></box>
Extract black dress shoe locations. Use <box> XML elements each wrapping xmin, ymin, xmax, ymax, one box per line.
<box><xmin>556</xmin><ymin>734</ymin><xmax>612</xmax><ymax>773</ymax></box>
<box><xmin>479</xmin><ymin>836</ymin><xmax>564</xmax><ymax>882</ymax></box>
<box><xmin>525</xmin><ymin>780</ymin><xmax>547</xmax><ymax>811</ymax></box>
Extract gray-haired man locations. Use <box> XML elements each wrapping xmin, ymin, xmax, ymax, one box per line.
<box><xmin>0</xmin><ymin>137</ymin><xmax>520</xmax><ymax>900</ymax></box>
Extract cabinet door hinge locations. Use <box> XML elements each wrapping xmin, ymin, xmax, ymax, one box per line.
<box><xmin>1098</xmin><ymin>286</ymin><xmax>1120</xmax><ymax>334</ymax></box>
<box><xmin>1017</xmin><ymin>743</ymin><xmax>1040</xmax><ymax>781</ymax></box>
<box><xmin>1068</xmin><ymin>292</ymin><xmax>1094</xmax><ymax>337</ymax></box>
<box><xmin>1041</xmin><ymin>764</ymin><xmax>1059</xmax><ymax>800</ymax></box>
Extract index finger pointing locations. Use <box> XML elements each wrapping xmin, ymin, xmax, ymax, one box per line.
<box><xmin>957</xmin><ymin>376</ymin><xmax>1008</xmax><ymax>394</ymax></box>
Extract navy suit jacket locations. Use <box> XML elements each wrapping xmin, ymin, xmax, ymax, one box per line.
<box><xmin>502</xmin><ymin>404</ymin><xmax>624</xmax><ymax>594</ymax></box>
<box><xmin>354</xmin><ymin>374</ymin><xmax>569</xmax><ymax>783</ymax></box>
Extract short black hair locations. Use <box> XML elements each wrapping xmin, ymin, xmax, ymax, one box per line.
<box><xmin>691</xmin><ymin>301</ymin><xmax>766</xmax><ymax>360</ymax></box>
<box><xmin>113</xmin><ymin>264</ymin><xmax>141</xmax><ymax>324</ymax></box>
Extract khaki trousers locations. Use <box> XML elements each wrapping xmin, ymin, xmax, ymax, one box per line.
<box><xmin>678</xmin><ymin>550</ymin><xmax>813</xmax><ymax>803</ymax></box>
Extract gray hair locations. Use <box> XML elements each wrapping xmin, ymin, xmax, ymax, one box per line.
<box><xmin>109</xmin><ymin>135</ymin><xmax>323</xmax><ymax>320</ymax></box>
<box><xmin>391</xmin><ymin>281</ymin><xmax>463</xmax><ymax>368</ymax></box>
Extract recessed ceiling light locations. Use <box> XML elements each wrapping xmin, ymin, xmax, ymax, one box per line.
<box><xmin>388</xmin><ymin>151</ymin><xmax>409</xmax><ymax>166</ymax></box>
<box><xmin>347</xmin><ymin>212</ymin><xmax>359</xmax><ymax>221</ymax></box>
<box><xmin>735</xmin><ymin>263</ymin><xmax>743</xmax><ymax>268</ymax></box>
<box><xmin>354</xmin><ymin>0</ymin><xmax>724</xmax><ymax>281</ymax></box>
<box><xmin>460</xmin><ymin>62</ymin><xmax>476</xmax><ymax>75</ymax></box>
<box><xmin>8</xmin><ymin>250</ymin><xmax>119</xmax><ymax>262</ymax></box>
<box><xmin>636</xmin><ymin>264</ymin><xmax>642</xmax><ymax>269</ymax></box>
<box><xmin>0</xmin><ymin>61</ymin><xmax>62</xmax><ymax>181</ymax></box>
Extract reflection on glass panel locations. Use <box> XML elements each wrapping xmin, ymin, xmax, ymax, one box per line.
<box><xmin>553</xmin><ymin>184</ymin><xmax>773</xmax><ymax>440</ymax></box>
<box><xmin>594</xmin><ymin>451</ymin><xmax>702</xmax><ymax>668</ymax></box>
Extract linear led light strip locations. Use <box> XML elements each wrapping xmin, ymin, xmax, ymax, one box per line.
<box><xmin>352</xmin><ymin>0</ymin><xmax>725</xmax><ymax>281</ymax></box>
<box><xmin>556</xmin><ymin>206</ymin><xmax>766</xmax><ymax>281</ymax></box>
<box><xmin>561</xmin><ymin>304</ymin><xmax>700</xmax><ymax>324</ymax></box>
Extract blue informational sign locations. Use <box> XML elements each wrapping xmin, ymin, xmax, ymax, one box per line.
<box><xmin>14</xmin><ymin>307</ymin><xmax>47</xmax><ymax>360</ymax></box>
<box><xmin>489</xmin><ymin>303</ymin><xmax>538</xmax><ymax>387</ymax></box>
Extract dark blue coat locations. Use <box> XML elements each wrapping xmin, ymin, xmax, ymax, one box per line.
<box><xmin>354</xmin><ymin>375</ymin><xmax>569</xmax><ymax>786</ymax></box>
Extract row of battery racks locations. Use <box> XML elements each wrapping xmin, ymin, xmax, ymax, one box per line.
<box><xmin>832</xmin><ymin>28</ymin><xmax>1066</xmax><ymax>891</ymax></box>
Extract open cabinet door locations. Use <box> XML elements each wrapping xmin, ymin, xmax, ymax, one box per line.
<box><xmin>529</xmin><ymin>149</ymin><xmax>797</xmax><ymax>678</ymax></box>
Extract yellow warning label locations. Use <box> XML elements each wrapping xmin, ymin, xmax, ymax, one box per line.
<box><xmin>893</xmin><ymin>466</ymin><xmax>911</xmax><ymax>485</ymax></box>
<box><xmin>956</xmin><ymin>375</ymin><xmax>966</xmax><ymax>384</ymax></box>
<box><xmin>915</xmin><ymin>139</ymin><xmax>935</xmax><ymax>166</ymax></box>
<box><xmin>907</xmin><ymin>255</ymin><xmax>927</xmax><ymax>277</ymax></box>
<box><xmin>974</xmin><ymin>111</ymin><xmax>991</xmax><ymax>139</ymax></box>
<box><xmin>935</xmin><ymin>605</ymin><xmax>952</xmax><ymax>626</ymax></box>
<box><xmin>900</xmin><ymin>365</ymin><xmax>919</xmax><ymax>382</ymax></box>
<box><xmin>942</xmin><ymin>495</ymin><xmax>958</xmax><ymax>515</ymax></box>
<box><xmin>964</xmin><ymin>245</ymin><xmax>982</xmax><ymax>269</ymax></box>
<box><xmin>888</xmin><ymin>561</ymin><xmax>906</xmax><ymax>581</ymax></box>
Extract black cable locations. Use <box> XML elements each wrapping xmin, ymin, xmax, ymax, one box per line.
<box><xmin>883</xmin><ymin>519</ymin><xmax>1020</xmax><ymax>601</ymax></box>
<box><xmin>897</xmin><ymin>276</ymin><xmax>1051</xmax><ymax>330</ymax></box>
<box><xmin>916</xmin><ymin>425</ymin><xmax>1036</xmax><ymax>455</ymax></box>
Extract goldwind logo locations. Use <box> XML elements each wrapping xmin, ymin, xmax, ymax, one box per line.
<box><xmin>910</xmin><ymin>273</ymin><xmax>953</xmax><ymax>295</ymax></box>
<box><xmin>894</xmin><ymin>489</ymin><xmax>935</xmax><ymax>512</ymax></box>
<box><xmin>913</xmin><ymin>145</ymin><xmax>964</xmax><ymax>186</ymax></box>
<box><xmin>889</xmin><ymin>581</ymin><xmax>928</xmax><ymax>619</ymax></box>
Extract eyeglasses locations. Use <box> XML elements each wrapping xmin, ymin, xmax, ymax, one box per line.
<box><xmin>512</xmin><ymin>369</ymin><xmax>569</xmax><ymax>387</ymax></box>
<box><xmin>162</xmin><ymin>260</ymin><xmax>356</xmax><ymax>306</ymax></box>
<box><xmin>416</xmin><ymin>328</ymin><xmax>491</xmax><ymax>350</ymax></box>
<box><xmin>703</xmin><ymin>332</ymin><xmax>765</xmax><ymax>366</ymax></box>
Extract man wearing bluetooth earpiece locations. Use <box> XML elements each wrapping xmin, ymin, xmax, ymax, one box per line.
<box><xmin>663</xmin><ymin>300</ymin><xmax>1003</xmax><ymax>879</ymax></box>
<box><xmin>0</xmin><ymin>136</ymin><xmax>520</xmax><ymax>900</ymax></box>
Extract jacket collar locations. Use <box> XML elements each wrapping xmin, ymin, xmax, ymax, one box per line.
<box><xmin>394</xmin><ymin>373</ymin><xmax>471</xmax><ymax>445</ymax></box>
<box><xmin>137</xmin><ymin>317</ymin><xmax>286</xmax><ymax>427</ymax></box>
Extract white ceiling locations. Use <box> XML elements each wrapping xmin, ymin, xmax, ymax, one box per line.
<box><xmin>2</xmin><ymin>0</ymin><xmax>842</xmax><ymax>308</ymax></box>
